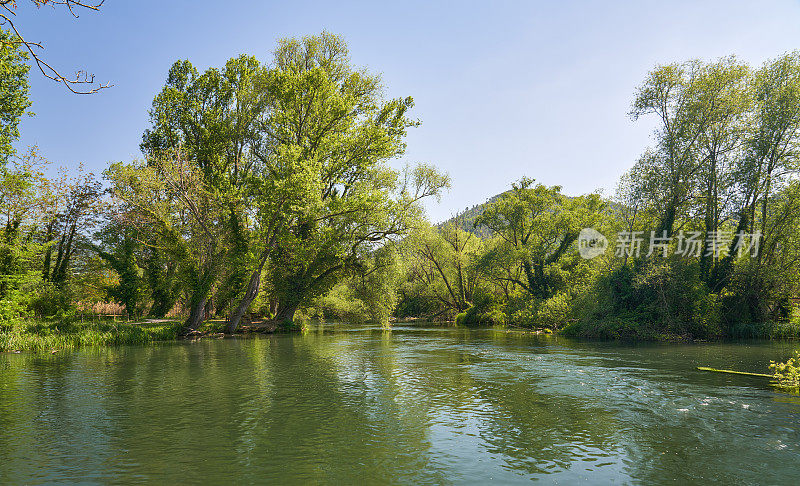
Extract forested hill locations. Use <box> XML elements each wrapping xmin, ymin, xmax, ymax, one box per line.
<box><xmin>438</xmin><ymin>190</ymin><xmax>604</xmax><ymax>238</ymax></box>
<box><xmin>437</xmin><ymin>192</ymin><xmax>507</xmax><ymax>237</ymax></box>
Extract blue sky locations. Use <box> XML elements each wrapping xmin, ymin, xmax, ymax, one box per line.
<box><xmin>12</xmin><ymin>0</ymin><xmax>800</xmax><ymax>221</ymax></box>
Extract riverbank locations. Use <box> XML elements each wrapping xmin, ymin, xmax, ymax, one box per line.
<box><xmin>561</xmin><ymin>317</ymin><xmax>800</xmax><ymax>341</ymax></box>
<box><xmin>0</xmin><ymin>317</ymin><xmax>291</xmax><ymax>353</ymax></box>
<box><xmin>0</xmin><ymin>319</ymin><xmax>183</xmax><ymax>353</ymax></box>
<box><xmin>4</xmin><ymin>316</ymin><xmax>800</xmax><ymax>354</ymax></box>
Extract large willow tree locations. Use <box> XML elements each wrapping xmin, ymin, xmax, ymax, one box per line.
<box><xmin>111</xmin><ymin>32</ymin><xmax>447</xmax><ymax>333</ymax></box>
<box><xmin>229</xmin><ymin>33</ymin><xmax>448</xmax><ymax>331</ymax></box>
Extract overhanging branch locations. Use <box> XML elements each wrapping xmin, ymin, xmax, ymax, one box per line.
<box><xmin>0</xmin><ymin>0</ymin><xmax>110</xmax><ymax>94</ymax></box>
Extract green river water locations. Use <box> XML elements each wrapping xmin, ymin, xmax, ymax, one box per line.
<box><xmin>2</xmin><ymin>323</ymin><xmax>800</xmax><ymax>484</ymax></box>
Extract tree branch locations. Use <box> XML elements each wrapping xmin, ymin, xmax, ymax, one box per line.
<box><xmin>0</xmin><ymin>0</ymin><xmax>110</xmax><ymax>94</ymax></box>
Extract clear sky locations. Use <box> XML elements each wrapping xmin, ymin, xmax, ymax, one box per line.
<box><xmin>11</xmin><ymin>0</ymin><xmax>800</xmax><ymax>221</ymax></box>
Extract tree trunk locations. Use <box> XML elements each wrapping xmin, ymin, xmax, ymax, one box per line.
<box><xmin>269</xmin><ymin>298</ymin><xmax>279</xmax><ymax>317</ymax></box>
<box><xmin>659</xmin><ymin>199</ymin><xmax>678</xmax><ymax>239</ymax></box>
<box><xmin>274</xmin><ymin>304</ymin><xmax>297</xmax><ymax>325</ymax></box>
<box><xmin>182</xmin><ymin>297</ymin><xmax>207</xmax><ymax>335</ymax></box>
<box><xmin>225</xmin><ymin>268</ymin><xmax>262</xmax><ymax>334</ymax></box>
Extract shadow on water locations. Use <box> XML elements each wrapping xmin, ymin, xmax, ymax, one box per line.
<box><xmin>2</xmin><ymin>323</ymin><xmax>800</xmax><ymax>484</ymax></box>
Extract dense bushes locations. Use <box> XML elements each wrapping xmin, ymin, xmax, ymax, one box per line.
<box><xmin>303</xmin><ymin>246</ymin><xmax>403</xmax><ymax>325</ymax></box>
<box><xmin>561</xmin><ymin>255</ymin><xmax>800</xmax><ymax>340</ymax></box>
<box><xmin>458</xmin><ymin>301</ymin><xmax>507</xmax><ymax>326</ymax></box>
<box><xmin>564</xmin><ymin>260</ymin><xmax>722</xmax><ymax>339</ymax></box>
<box><xmin>29</xmin><ymin>282</ymin><xmax>74</xmax><ymax>319</ymax></box>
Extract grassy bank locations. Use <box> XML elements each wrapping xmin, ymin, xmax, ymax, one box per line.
<box><xmin>560</xmin><ymin>318</ymin><xmax>800</xmax><ymax>341</ymax></box>
<box><xmin>0</xmin><ymin>319</ymin><xmax>183</xmax><ymax>353</ymax></box>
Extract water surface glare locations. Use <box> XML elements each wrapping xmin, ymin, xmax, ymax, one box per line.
<box><xmin>2</xmin><ymin>323</ymin><xmax>800</xmax><ymax>484</ymax></box>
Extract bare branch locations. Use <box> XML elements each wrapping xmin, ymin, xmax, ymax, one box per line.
<box><xmin>0</xmin><ymin>0</ymin><xmax>110</xmax><ymax>94</ymax></box>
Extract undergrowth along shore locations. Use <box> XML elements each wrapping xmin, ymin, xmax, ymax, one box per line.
<box><xmin>0</xmin><ymin>319</ymin><xmax>183</xmax><ymax>353</ymax></box>
<box><xmin>4</xmin><ymin>316</ymin><xmax>800</xmax><ymax>354</ymax></box>
<box><xmin>559</xmin><ymin>318</ymin><xmax>800</xmax><ymax>341</ymax></box>
<box><xmin>0</xmin><ymin>317</ymin><xmax>288</xmax><ymax>353</ymax></box>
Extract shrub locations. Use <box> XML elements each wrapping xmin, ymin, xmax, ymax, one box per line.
<box><xmin>536</xmin><ymin>292</ymin><xmax>571</xmax><ymax>330</ymax></box>
<box><xmin>770</xmin><ymin>351</ymin><xmax>800</xmax><ymax>390</ymax></box>
<box><xmin>460</xmin><ymin>304</ymin><xmax>506</xmax><ymax>326</ymax></box>
<box><xmin>29</xmin><ymin>282</ymin><xmax>75</xmax><ymax>318</ymax></box>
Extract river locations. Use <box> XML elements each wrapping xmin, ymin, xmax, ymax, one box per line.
<box><xmin>1</xmin><ymin>323</ymin><xmax>800</xmax><ymax>484</ymax></box>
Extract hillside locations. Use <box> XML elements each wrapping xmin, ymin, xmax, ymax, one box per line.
<box><xmin>437</xmin><ymin>192</ymin><xmax>507</xmax><ymax>237</ymax></box>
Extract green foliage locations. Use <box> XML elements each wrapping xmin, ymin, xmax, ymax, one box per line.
<box><xmin>398</xmin><ymin>223</ymin><xmax>482</xmax><ymax>320</ymax></box>
<box><xmin>535</xmin><ymin>292</ymin><xmax>572</xmax><ymax>329</ymax></box>
<box><xmin>773</xmin><ymin>319</ymin><xmax>800</xmax><ymax>340</ymax></box>
<box><xmin>310</xmin><ymin>245</ymin><xmax>403</xmax><ymax>324</ymax></box>
<box><xmin>398</xmin><ymin>178</ymin><xmax>611</xmax><ymax>329</ymax></box>
<box><xmin>310</xmin><ymin>285</ymin><xmax>367</xmax><ymax>323</ymax></box>
<box><xmin>457</xmin><ymin>291</ymin><xmax>506</xmax><ymax>326</ymax></box>
<box><xmin>137</xmin><ymin>52</ymin><xmax>272</xmax><ymax>331</ymax></box>
<box><xmin>128</xmin><ymin>32</ymin><xmax>448</xmax><ymax>333</ymax></box>
<box><xmin>29</xmin><ymin>281</ymin><xmax>73</xmax><ymax>318</ymax></box>
<box><xmin>143</xmin><ymin>245</ymin><xmax>180</xmax><ymax>317</ymax></box>
<box><xmin>0</xmin><ymin>152</ymin><xmax>54</xmax><ymax>321</ymax></box>
<box><xmin>441</xmin><ymin>193</ymin><xmax>506</xmax><ymax>237</ymax></box>
<box><xmin>461</xmin><ymin>305</ymin><xmax>506</xmax><ymax>327</ymax></box>
<box><xmin>474</xmin><ymin>179</ymin><xmax>607</xmax><ymax>301</ymax></box>
<box><xmin>559</xmin><ymin>53</ymin><xmax>800</xmax><ymax>340</ymax></box>
<box><xmin>105</xmin><ymin>151</ymin><xmax>231</xmax><ymax>331</ymax></box>
<box><xmin>565</xmin><ymin>259</ymin><xmax>725</xmax><ymax>340</ymax></box>
<box><xmin>258</xmin><ymin>32</ymin><xmax>449</xmax><ymax>322</ymax></box>
<box><xmin>0</xmin><ymin>28</ymin><xmax>31</xmax><ymax>164</ymax></box>
<box><xmin>94</xmin><ymin>224</ymin><xmax>148</xmax><ymax>319</ymax></box>
<box><xmin>7</xmin><ymin>30</ymin><xmax>800</xmax><ymax>347</ymax></box>
<box><xmin>0</xmin><ymin>239</ymin><xmax>45</xmax><ymax>320</ymax></box>
<box><xmin>41</xmin><ymin>170</ymin><xmax>103</xmax><ymax>287</ymax></box>
<box><xmin>395</xmin><ymin>292</ymin><xmax>439</xmax><ymax>319</ymax></box>
<box><xmin>770</xmin><ymin>351</ymin><xmax>800</xmax><ymax>390</ymax></box>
